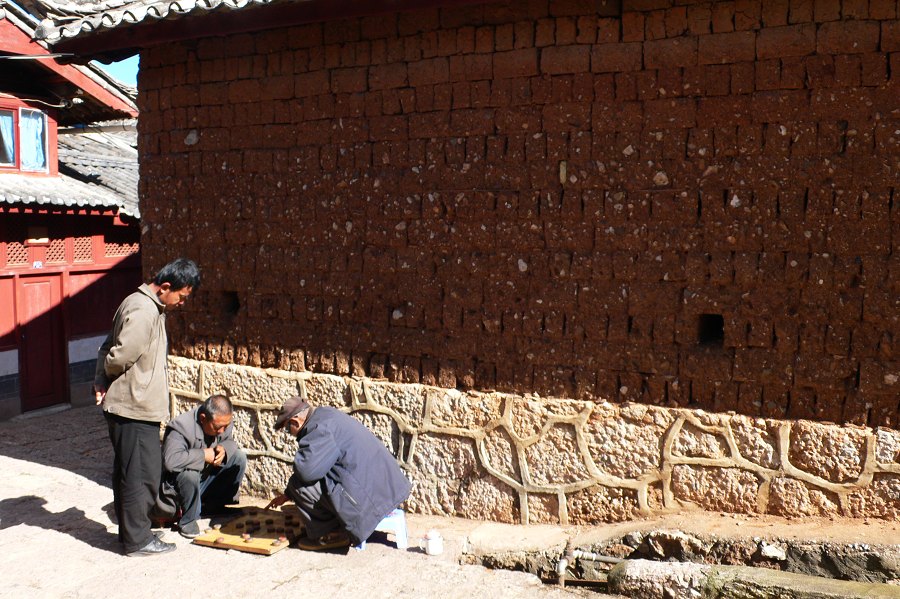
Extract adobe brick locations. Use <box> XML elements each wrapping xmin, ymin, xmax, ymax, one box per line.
<box><xmin>817</xmin><ymin>20</ymin><xmax>880</xmax><ymax>54</ymax></box>
<box><xmin>884</xmin><ymin>21</ymin><xmax>900</xmax><ymax>52</ymax></box>
<box><xmin>814</xmin><ymin>0</ymin><xmax>841</xmax><ymax>21</ymax></box>
<box><xmin>756</xmin><ymin>24</ymin><xmax>816</xmax><ymax>59</ymax></box>
<box><xmin>687</xmin><ymin>4</ymin><xmax>712</xmax><ymax>35</ymax></box>
<box><xmin>665</xmin><ymin>6</ymin><xmax>688</xmax><ymax>36</ymax></box>
<box><xmin>810</xmin><ymin>88</ymin><xmax>875</xmax><ymax>120</ymax></box>
<box><xmin>575</xmin><ymin>16</ymin><xmax>596</xmax><ymax>44</ymax></box>
<box><xmin>368</xmin><ymin>63</ymin><xmax>407</xmax><ymax>91</ymax></box>
<box><xmin>513</xmin><ymin>21</ymin><xmax>535</xmax><ymax>49</ymax></box>
<box><xmin>294</xmin><ymin>71</ymin><xmax>330</xmax><ymax>97</ymax></box>
<box><xmin>731</xmin><ymin>63</ymin><xmax>755</xmax><ymax>93</ymax></box>
<box><xmin>755</xmin><ymin>58</ymin><xmax>782</xmax><ymax>90</ymax></box>
<box><xmin>540</xmin><ymin>44</ymin><xmax>591</xmax><ymax>74</ymax></box>
<box><xmin>861</xmin><ymin>53</ymin><xmax>888</xmax><ymax>86</ymax></box>
<box><xmin>710</xmin><ymin>1</ymin><xmax>735</xmax><ymax>32</ymax></box>
<box><xmin>788</xmin><ymin>0</ymin><xmax>813</xmax><ymax>23</ymax></box>
<box><xmin>449</xmin><ymin>54</ymin><xmax>494</xmax><ymax>81</ymax></box>
<box><xmin>595</xmin><ymin>18</ymin><xmax>619</xmax><ymax>43</ymax></box>
<box><xmin>646</xmin><ymin>10</ymin><xmax>667</xmax><ymax>40</ymax></box>
<box><xmin>735</xmin><ymin>0</ymin><xmax>762</xmax><ymax>30</ymax></box>
<box><xmin>645</xmin><ymin>37</ymin><xmax>699</xmax><ymax>68</ymax></box>
<box><xmin>699</xmin><ymin>31</ymin><xmax>756</xmax><ymax>64</ymax></box>
<box><xmin>622</xmin><ymin>13</ymin><xmax>645</xmax><ymax>42</ymax></box>
<box><xmin>475</xmin><ymin>26</ymin><xmax>494</xmax><ymax>53</ymax></box>
<box><xmin>697</xmin><ymin>96</ymin><xmax>752</xmax><ymax>126</ymax></box>
<box><xmin>535</xmin><ymin>18</ymin><xmax>556</xmax><ymax>47</ymax></box>
<box><xmin>834</xmin><ymin>54</ymin><xmax>862</xmax><ymax>87</ymax></box>
<box><xmin>408</xmin><ymin>57</ymin><xmax>450</xmax><ymax>86</ymax></box>
<box><xmin>870</xmin><ymin>0</ymin><xmax>897</xmax><ymax>19</ymax></box>
<box><xmin>542</xmin><ymin>102</ymin><xmax>592</xmax><ymax>131</ymax></box>
<box><xmin>592</xmin><ymin>42</ymin><xmax>643</xmax><ymax>72</ymax></box>
<box><xmin>751</xmin><ymin>90</ymin><xmax>809</xmax><ymax>123</ymax></box>
<box><xmin>644</xmin><ymin>98</ymin><xmax>697</xmax><ymax>128</ymax></box>
<box><xmin>635</xmin><ymin>70</ymin><xmax>658</xmax><ymax>100</ymax></box>
<box><xmin>227</xmin><ymin>79</ymin><xmax>261</xmax><ymax>103</ymax></box>
<box><xmin>559</xmin><ymin>18</ymin><xmax>581</xmax><ymax>46</ymax></box>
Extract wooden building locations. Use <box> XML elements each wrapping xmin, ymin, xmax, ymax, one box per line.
<box><xmin>0</xmin><ymin>2</ymin><xmax>140</xmax><ymax>418</ymax></box>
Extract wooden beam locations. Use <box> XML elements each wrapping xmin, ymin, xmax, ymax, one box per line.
<box><xmin>0</xmin><ymin>21</ymin><xmax>137</xmax><ymax>116</ymax></box>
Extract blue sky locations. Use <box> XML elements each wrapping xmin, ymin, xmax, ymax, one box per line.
<box><xmin>96</xmin><ymin>55</ymin><xmax>139</xmax><ymax>87</ymax></box>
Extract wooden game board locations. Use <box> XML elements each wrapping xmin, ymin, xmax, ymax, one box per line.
<box><xmin>192</xmin><ymin>507</ymin><xmax>304</xmax><ymax>555</ymax></box>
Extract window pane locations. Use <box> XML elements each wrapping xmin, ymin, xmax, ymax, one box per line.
<box><xmin>0</xmin><ymin>110</ymin><xmax>14</xmax><ymax>166</ymax></box>
<box><xmin>20</xmin><ymin>109</ymin><xmax>47</xmax><ymax>171</ymax></box>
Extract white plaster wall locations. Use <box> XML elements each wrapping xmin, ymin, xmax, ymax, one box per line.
<box><xmin>68</xmin><ymin>334</ymin><xmax>106</xmax><ymax>363</ymax></box>
<box><xmin>0</xmin><ymin>349</ymin><xmax>17</xmax><ymax>377</ymax></box>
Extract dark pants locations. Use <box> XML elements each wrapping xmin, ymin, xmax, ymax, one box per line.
<box><xmin>172</xmin><ymin>448</ymin><xmax>247</xmax><ymax>527</ymax></box>
<box><xmin>105</xmin><ymin>412</ymin><xmax>162</xmax><ymax>553</ymax></box>
<box><xmin>286</xmin><ymin>478</ymin><xmax>343</xmax><ymax>540</ymax></box>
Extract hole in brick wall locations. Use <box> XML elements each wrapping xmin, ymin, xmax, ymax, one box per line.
<box><xmin>221</xmin><ymin>291</ymin><xmax>240</xmax><ymax>317</ymax></box>
<box><xmin>698</xmin><ymin>314</ymin><xmax>724</xmax><ymax>346</ymax></box>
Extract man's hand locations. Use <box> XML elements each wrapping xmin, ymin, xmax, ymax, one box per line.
<box><xmin>265</xmin><ymin>493</ymin><xmax>288</xmax><ymax>509</ymax></box>
<box><xmin>92</xmin><ymin>384</ymin><xmax>107</xmax><ymax>406</ymax></box>
<box><xmin>205</xmin><ymin>446</ymin><xmax>227</xmax><ymax>466</ymax></box>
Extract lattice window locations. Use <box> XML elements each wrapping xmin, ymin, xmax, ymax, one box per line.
<box><xmin>46</xmin><ymin>238</ymin><xmax>66</xmax><ymax>263</ymax></box>
<box><xmin>7</xmin><ymin>241</ymin><xmax>28</xmax><ymax>265</ymax></box>
<box><xmin>105</xmin><ymin>241</ymin><xmax>139</xmax><ymax>257</ymax></box>
<box><xmin>74</xmin><ymin>237</ymin><xmax>93</xmax><ymax>263</ymax></box>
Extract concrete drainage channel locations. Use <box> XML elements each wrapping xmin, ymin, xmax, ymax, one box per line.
<box><xmin>469</xmin><ymin>530</ymin><xmax>900</xmax><ymax>598</ymax></box>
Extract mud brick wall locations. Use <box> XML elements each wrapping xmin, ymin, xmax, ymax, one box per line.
<box><xmin>138</xmin><ymin>0</ymin><xmax>900</xmax><ymax>433</ymax></box>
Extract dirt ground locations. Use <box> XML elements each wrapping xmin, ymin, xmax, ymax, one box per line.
<box><xmin>1</xmin><ymin>404</ymin><xmax>896</xmax><ymax>599</ymax></box>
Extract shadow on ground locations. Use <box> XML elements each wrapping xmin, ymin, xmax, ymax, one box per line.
<box><xmin>0</xmin><ymin>495</ymin><xmax>120</xmax><ymax>554</ymax></box>
<box><xmin>0</xmin><ymin>406</ymin><xmax>112</xmax><ymax>488</ymax></box>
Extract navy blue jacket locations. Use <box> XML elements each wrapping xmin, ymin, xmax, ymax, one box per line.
<box><xmin>289</xmin><ymin>406</ymin><xmax>411</xmax><ymax>542</ymax></box>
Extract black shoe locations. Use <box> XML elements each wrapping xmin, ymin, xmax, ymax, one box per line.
<box><xmin>127</xmin><ymin>537</ymin><xmax>176</xmax><ymax>556</ymax></box>
<box><xmin>178</xmin><ymin>520</ymin><xmax>201</xmax><ymax>539</ymax></box>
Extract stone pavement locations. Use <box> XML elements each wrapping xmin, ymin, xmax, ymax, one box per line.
<box><xmin>0</xmin><ymin>405</ymin><xmax>606</xmax><ymax>599</ymax></box>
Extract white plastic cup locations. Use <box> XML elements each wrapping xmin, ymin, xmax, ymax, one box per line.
<box><xmin>423</xmin><ymin>529</ymin><xmax>443</xmax><ymax>556</ymax></box>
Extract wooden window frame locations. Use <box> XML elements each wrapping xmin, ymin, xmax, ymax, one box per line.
<box><xmin>0</xmin><ymin>99</ymin><xmax>57</xmax><ymax>176</ymax></box>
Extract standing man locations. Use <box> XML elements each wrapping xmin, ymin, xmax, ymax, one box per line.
<box><xmin>94</xmin><ymin>258</ymin><xmax>200</xmax><ymax>556</ymax></box>
<box><xmin>266</xmin><ymin>396</ymin><xmax>412</xmax><ymax>550</ymax></box>
<box><xmin>158</xmin><ymin>394</ymin><xmax>247</xmax><ymax>538</ymax></box>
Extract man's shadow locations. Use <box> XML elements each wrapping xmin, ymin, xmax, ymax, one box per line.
<box><xmin>0</xmin><ymin>495</ymin><xmax>121</xmax><ymax>554</ymax></box>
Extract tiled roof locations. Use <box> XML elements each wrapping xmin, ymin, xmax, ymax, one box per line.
<box><xmin>1</xmin><ymin>121</ymin><xmax>140</xmax><ymax>218</ymax></box>
<box><xmin>35</xmin><ymin>0</ymin><xmax>280</xmax><ymax>43</ymax></box>
<box><xmin>57</xmin><ymin>124</ymin><xmax>139</xmax><ymax>217</ymax></box>
<box><xmin>0</xmin><ymin>171</ymin><xmax>129</xmax><ymax>213</ymax></box>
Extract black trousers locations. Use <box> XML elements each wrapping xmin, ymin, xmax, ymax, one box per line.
<box><xmin>105</xmin><ymin>412</ymin><xmax>162</xmax><ymax>553</ymax></box>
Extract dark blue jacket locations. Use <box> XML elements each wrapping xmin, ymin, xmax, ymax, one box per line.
<box><xmin>290</xmin><ymin>406</ymin><xmax>411</xmax><ymax>542</ymax></box>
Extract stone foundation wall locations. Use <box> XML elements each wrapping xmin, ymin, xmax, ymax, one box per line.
<box><xmin>169</xmin><ymin>357</ymin><xmax>900</xmax><ymax>523</ymax></box>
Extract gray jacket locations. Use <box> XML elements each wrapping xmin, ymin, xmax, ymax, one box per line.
<box><xmin>94</xmin><ymin>284</ymin><xmax>168</xmax><ymax>422</ymax></box>
<box><xmin>162</xmin><ymin>406</ymin><xmax>239</xmax><ymax>474</ymax></box>
<box><xmin>290</xmin><ymin>406</ymin><xmax>411</xmax><ymax>543</ymax></box>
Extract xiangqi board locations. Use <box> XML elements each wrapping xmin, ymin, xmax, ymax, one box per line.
<box><xmin>192</xmin><ymin>507</ymin><xmax>304</xmax><ymax>555</ymax></box>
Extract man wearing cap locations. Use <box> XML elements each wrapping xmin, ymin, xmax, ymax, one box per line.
<box><xmin>266</xmin><ymin>396</ymin><xmax>412</xmax><ymax>550</ymax></box>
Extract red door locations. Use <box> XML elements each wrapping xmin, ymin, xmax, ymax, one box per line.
<box><xmin>17</xmin><ymin>274</ymin><xmax>67</xmax><ymax>411</ymax></box>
